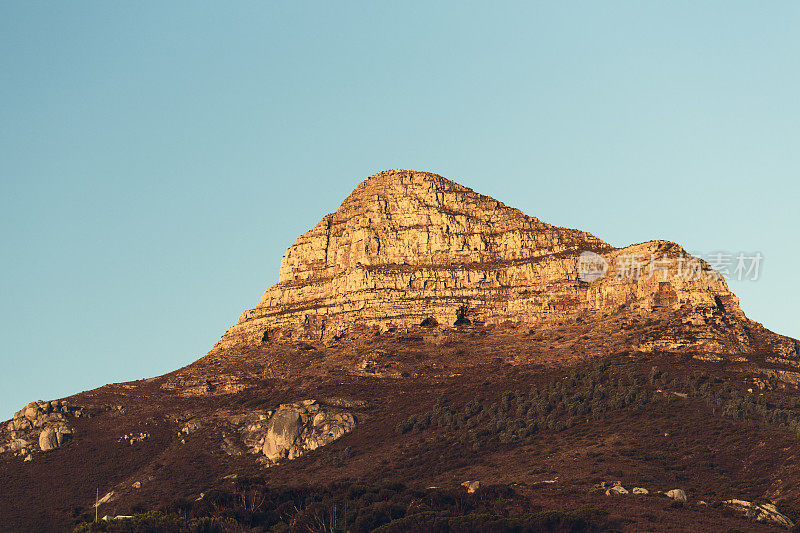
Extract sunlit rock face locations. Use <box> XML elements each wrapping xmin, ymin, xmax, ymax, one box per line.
<box><xmin>211</xmin><ymin>169</ymin><xmax>795</xmax><ymax>358</ymax></box>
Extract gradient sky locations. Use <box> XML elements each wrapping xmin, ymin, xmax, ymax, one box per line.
<box><xmin>2</xmin><ymin>2</ymin><xmax>798</xmax><ymax>419</ymax></box>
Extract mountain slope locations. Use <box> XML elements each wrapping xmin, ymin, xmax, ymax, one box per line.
<box><xmin>1</xmin><ymin>170</ymin><xmax>799</xmax><ymax>532</ymax></box>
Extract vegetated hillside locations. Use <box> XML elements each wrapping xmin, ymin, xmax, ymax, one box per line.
<box><xmin>4</xmin><ymin>170</ymin><xmax>800</xmax><ymax>532</ymax></box>
<box><xmin>4</xmin><ymin>330</ymin><xmax>800</xmax><ymax>532</ymax></box>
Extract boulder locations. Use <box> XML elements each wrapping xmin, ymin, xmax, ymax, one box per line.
<box><xmin>632</xmin><ymin>487</ymin><xmax>649</xmax><ymax>495</ymax></box>
<box><xmin>723</xmin><ymin>500</ymin><xmax>794</xmax><ymax>529</ymax></box>
<box><xmin>10</xmin><ymin>438</ymin><xmax>29</xmax><ymax>452</ymax></box>
<box><xmin>38</xmin><ymin>425</ymin><xmax>73</xmax><ymax>451</ymax></box>
<box><xmin>240</xmin><ymin>400</ymin><xmax>356</xmax><ymax>464</ymax></box>
<box><xmin>12</xmin><ymin>418</ymin><xmax>32</xmax><ymax>431</ymax></box>
<box><xmin>262</xmin><ymin>405</ymin><xmax>304</xmax><ymax>461</ymax></box>
<box><xmin>181</xmin><ymin>421</ymin><xmax>202</xmax><ymax>435</ymax></box>
<box><xmin>23</xmin><ymin>404</ymin><xmax>40</xmax><ymax>422</ymax></box>
<box><xmin>665</xmin><ymin>489</ymin><xmax>687</xmax><ymax>502</ymax></box>
<box><xmin>752</xmin><ymin>503</ymin><xmax>794</xmax><ymax>529</ymax></box>
<box><xmin>757</xmin><ymin>503</ymin><xmax>794</xmax><ymax>528</ymax></box>
<box><xmin>39</xmin><ymin>428</ymin><xmax>59</xmax><ymax>451</ymax></box>
<box><xmin>56</xmin><ymin>426</ymin><xmax>72</xmax><ymax>446</ymax></box>
<box><xmin>605</xmin><ymin>481</ymin><xmax>629</xmax><ymax>496</ymax></box>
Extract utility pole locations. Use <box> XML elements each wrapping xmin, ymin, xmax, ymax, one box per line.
<box><xmin>331</xmin><ymin>501</ymin><xmax>347</xmax><ymax>532</ymax></box>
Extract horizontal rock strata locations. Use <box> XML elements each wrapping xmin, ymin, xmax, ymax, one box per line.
<box><xmin>212</xmin><ymin>170</ymin><xmax>797</xmax><ymax>357</ymax></box>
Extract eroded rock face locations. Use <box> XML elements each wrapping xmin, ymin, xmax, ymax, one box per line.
<box><xmin>211</xmin><ymin>170</ymin><xmax>796</xmax><ymax>358</ymax></box>
<box><xmin>218</xmin><ymin>170</ymin><xmax>605</xmax><ymax>346</ymax></box>
<box><xmin>239</xmin><ymin>400</ymin><xmax>356</xmax><ymax>464</ymax></box>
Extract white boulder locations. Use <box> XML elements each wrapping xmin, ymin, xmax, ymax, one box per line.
<box><xmin>665</xmin><ymin>489</ymin><xmax>687</xmax><ymax>502</ymax></box>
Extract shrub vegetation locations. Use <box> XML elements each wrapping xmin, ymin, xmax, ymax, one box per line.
<box><xmin>73</xmin><ymin>481</ymin><xmax>610</xmax><ymax>532</ymax></box>
<box><xmin>397</xmin><ymin>358</ymin><xmax>800</xmax><ymax>447</ymax></box>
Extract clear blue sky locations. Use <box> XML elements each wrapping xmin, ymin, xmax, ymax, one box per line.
<box><xmin>2</xmin><ymin>2</ymin><xmax>798</xmax><ymax>419</ymax></box>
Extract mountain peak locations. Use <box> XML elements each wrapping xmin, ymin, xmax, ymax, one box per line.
<box><xmin>337</xmin><ymin>169</ymin><xmax>516</xmax><ymax>227</ymax></box>
<box><xmin>355</xmin><ymin>169</ymin><xmax>457</xmax><ymax>188</ymax></box>
<box><xmin>209</xmin><ymin>170</ymin><xmax>797</xmax><ymax>360</ymax></box>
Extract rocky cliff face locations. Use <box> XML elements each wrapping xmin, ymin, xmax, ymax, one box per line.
<box><xmin>212</xmin><ymin>170</ymin><xmax>796</xmax><ymax>359</ymax></box>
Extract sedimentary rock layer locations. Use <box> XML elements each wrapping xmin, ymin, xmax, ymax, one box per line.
<box><xmin>212</xmin><ymin>170</ymin><xmax>795</xmax><ymax>357</ymax></box>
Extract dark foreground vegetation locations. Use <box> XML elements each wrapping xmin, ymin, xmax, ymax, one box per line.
<box><xmin>73</xmin><ymin>481</ymin><xmax>612</xmax><ymax>532</ymax></box>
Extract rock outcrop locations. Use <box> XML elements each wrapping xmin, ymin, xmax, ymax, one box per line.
<box><xmin>723</xmin><ymin>499</ymin><xmax>795</xmax><ymax>529</ymax></box>
<box><xmin>0</xmin><ymin>400</ymin><xmax>79</xmax><ymax>456</ymax></box>
<box><xmin>605</xmin><ymin>481</ymin><xmax>629</xmax><ymax>496</ymax></box>
<box><xmin>211</xmin><ymin>170</ymin><xmax>797</xmax><ymax>359</ymax></box>
<box><xmin>238</xmin><ymin>400</ymin><xmax>356</xmax><ymax>464</ymax></box>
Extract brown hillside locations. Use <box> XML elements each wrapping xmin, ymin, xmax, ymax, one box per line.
<box><xmin>2</xmin><ymin>170</ymin><xmax>799</xmax><ymax>532</ymax></box>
